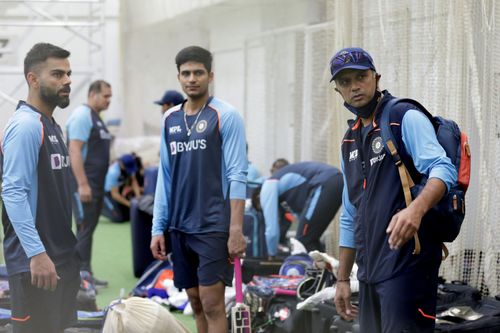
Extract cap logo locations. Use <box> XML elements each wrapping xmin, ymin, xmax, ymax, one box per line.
<box><xmin>329</xmin><ymin>48</ymin><xmax>376</xmax><ymax>81</ymax></box>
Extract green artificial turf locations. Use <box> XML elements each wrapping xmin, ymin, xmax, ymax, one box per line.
<box><xmin>0</xmin><ymin>202</ymin><xmax>196</xmax><ymax>332</ymax></box>
<box><xmin>91</xmin><ymin>217</ymin><xmax>197</xmax><ymax>332</ymax></box>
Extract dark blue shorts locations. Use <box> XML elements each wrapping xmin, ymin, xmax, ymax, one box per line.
<box><xmin>170</xmin><ymin>231</ymin><xmax>233</xmax><ymax>289</ymax></box>
<box><xmin>358</xmin><ymin>263</ymin><xmax>440</xmax><ymax>333</ymax></box>
<box><xmin>8</xmin><ymin>255</ymin><xmax>80</xmax><ymax>333</ymax></box>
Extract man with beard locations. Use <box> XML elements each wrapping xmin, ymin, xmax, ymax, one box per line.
<box><xmin>66</xmin><ymin>80</ymin><xmax>112</xmax><ymax>288</ymax></box>
<box><xmin>151</xmin><ymin>46</ymin><xmax>247</xmax><ymax>333</ymax></box>
<box><xmin>1</xmin><ymin>43</ymin><xmax>79</xmax><ymax>332</ymax></box>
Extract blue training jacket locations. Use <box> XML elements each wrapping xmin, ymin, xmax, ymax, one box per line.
<box><xmin>152</xmin><ymin>96</ymin><xmax>247</xmax><ymax>235</ymax></box>
<box><xmin>340</xmin><ymin>91</ymin><xmax>457</xmax><ymax>283</ymax></box>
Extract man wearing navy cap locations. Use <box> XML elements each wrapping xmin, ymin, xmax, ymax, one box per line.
<box><xmin>104</xmin><ymin>154</ymin><xmax>141</xmax><ymax>212</ymax></box>
<box><xmin>331</xmin><ymin>47</ymin><xmax>457</xmax><ymax>332</ymax></box>
<box><xmin>154</xmin><ymin>89</ymin><xmax>184</xmax><ymax>114</ymax></box>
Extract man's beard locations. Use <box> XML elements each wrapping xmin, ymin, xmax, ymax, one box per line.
<box><xmin>40</xmin><ymin>83</ymin><xmax>71</xmax><ymax>109</ymax></box>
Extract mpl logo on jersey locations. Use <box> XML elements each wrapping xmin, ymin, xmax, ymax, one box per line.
<box><xmin>99</xmin><ymin>129</ymin><xmax>112</xmax><ymax>140</ymax></box>
<box><xmin>169</xmin><ymin>125</ymin><xmax>182</xmax><ymax>134</ymax></box>
<box><xmin>48</xmin><ymin>135</ymin><xmax>59</xmax><ymax>144</ymax></box>
<box><xmin>51</xmin><ymin>154</ymin><xmax>70</xmax><ymax>170</ymax></box>
<box><xmin>170</xmin><ymin>139</ymin><xmax>207</xmax><ymax>155</ymax></box>
<box><xmin>349</xmin><ymin>149</ymin><xmax>358</xmax><ymax>162</ymax></box>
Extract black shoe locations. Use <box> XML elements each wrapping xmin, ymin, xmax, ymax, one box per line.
<box><xmin>92</xmin><ymin>276</ymin><xmax>109</xmax><ymax>289</ymax></box>
<box><xmin>81</xmin><ymin>270</ymin><xmax>108</xmax><ymax>289</ymax></box>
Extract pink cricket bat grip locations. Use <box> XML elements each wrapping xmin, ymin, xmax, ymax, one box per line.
<box><xmin>234</xmin><ymin>256</ymin><xmax>243</xmax><ymax>303</ymax></box>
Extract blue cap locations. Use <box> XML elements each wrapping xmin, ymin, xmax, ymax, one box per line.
<box><xmin>154</xmin><ymin>90</ymin><xmax>184</xmax><ymax>106</ymax></box>
<box><xmin>329</xmin><ymin>47</ymin><xmax>376</xmax><ymax>82</ymax></box>
<box><xmin>119</xmin><ymin>154</ymin><xmax>138</xmax><ymax>175</ymax></box>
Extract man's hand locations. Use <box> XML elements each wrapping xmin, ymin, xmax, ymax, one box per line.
<box><xmin>150</xmin><ymin>234</ymin><xmax>167</xmax><ymax>260</ymax></box>
<box><xmin>227</xmin><ymin>228</ymin><xmax>247</xmax><ymax>258</ymax></box>
<box><xmin>30</xmin><ymin>252</ymin><xmax>58</xmax><ymax>291</ymax></box>
<box><xmin>79</xmin><ymin>183</ymin><xmax>92</xmax><ymax>203</ymax></box>
<box><xmin>386</xmin><ymin>205</ymin><xmax>423</xmax><ymax>250</ymax></box>
<box><xmin>334</xmin><ymin>281</ymin><xmax>358</xmax><ymax>321</ymax></box>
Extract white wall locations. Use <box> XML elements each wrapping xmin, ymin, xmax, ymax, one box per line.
<box><xmin>0</xmin><ymin>0</ymin><xmax>121</xmax><ymax>138</ymax></box>
<box><xmin>120</xmin><ymin>0</ymin><xmax>313</xmax><ymax>174</ymax></box>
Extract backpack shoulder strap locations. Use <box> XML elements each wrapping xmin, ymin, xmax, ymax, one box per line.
<box><xmin>379</xmin><ymin>97</ymin><xmax>421</xmax><ymax>255</ymax></box>
<box><xmin>380</xmin><ymin>98</ymin><xmax>434</xmax><ymax>154</ymax></box>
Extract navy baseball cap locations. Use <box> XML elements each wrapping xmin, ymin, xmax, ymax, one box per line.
<box><xmin>329</xmin><ymin>47</ymin><xmax>376</xmax><ymax>82</ymax></box>
<box><xmin>154</xmin><ymin>90</ymin><xmax>184</xmax><ymax>106</ymax></box>
<box><xmin>119</xmin><ymin>154</ymin><xmax>138</xmax><ymax>175</ymax></box>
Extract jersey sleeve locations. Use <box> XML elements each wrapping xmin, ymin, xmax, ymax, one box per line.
<box><xmin>1</xmin><ymin>113</ymin><xmax>46</xmax><ymax>258</ymax></box>
<box><xmin>152</xmin><ymin>115</ymin><xmax>172</xmax><ymax>235</ymax></box>
<box><xmin>104</xmin><ymin>163</ymin><xmax>121</xmax><ymax>192</ymax></box>
<box><xmin>220</xmin><ymin>110</ymin><xmax>248</xmax><ymax>200</ymax></box>
<box><xmin>339</xmin><ymin>154</ymin><xmax>356</xmax><ymax>248</ymax></box>
<box><xmin>401</xmin><ymin>110</ymin><xmax>457</xmax><ymax>191</ymax></box>
<box><xmin>66</xmin><ymin>106</ymin><xmax>92</xmax><ymax>142</ymax></box>
<box><xmin>260</xmin><ymin>179</ymin><xmax>280</xmax><ymax>256</ymax></box>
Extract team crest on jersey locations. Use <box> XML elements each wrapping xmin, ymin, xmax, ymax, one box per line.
<box><xmin>349</xmin><ymin>149</ymin><xmax>358</xmax><ymax>162</ymax></box>
<box><xmin>195</xmin><ymin>120</ymin><xmax>207</xmax><ymax>133</ymax></box>
<box><xmin>372</xmin><ymin>137</ymin><xmax>384</xmax><ymax>154</ymax></box>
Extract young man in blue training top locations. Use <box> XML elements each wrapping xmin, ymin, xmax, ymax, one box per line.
<box><xmin>258</xmin><ymin>161</ymin><xmax>343</xmax><ymax>257</ymax></box>
<box><xmin>150</xmin><ymin>46</ymin><xmax>247</xmax><ymax>333</ymax></box>
<box><xmin>331</xmin><ymin>47</ymin><xmax>457</xmax><ymax>332</ymax></box>
<box><xmin>66</xmin><ymin>79</ymin><xmax>112</xmax><ymax>287</ymax></box>
<box><xmin>1</xmin><ymin>43</ymin><xmax>80</xmax><ymax>332</ymax></box>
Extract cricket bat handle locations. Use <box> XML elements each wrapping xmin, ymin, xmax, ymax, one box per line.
<box><xmin>234</xmin><ymin>256</ymin><xmax>243</xmax><ymax>303</ymax></box>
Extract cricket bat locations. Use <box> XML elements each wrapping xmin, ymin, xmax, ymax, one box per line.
<box><xmin>231</xmin><ymin>256</ymin><xmax>251</xmax><ymax>333</ymax></box>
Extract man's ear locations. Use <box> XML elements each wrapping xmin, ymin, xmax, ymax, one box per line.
<box><xmin>208</xmin><ymin>71</ymin><xmax>214</xmax><ymax>83</ymax></box>
<box><xmin>26</xmin><ymin>72</ymin><xmax>38</xmax><ymax>88</ymax></box>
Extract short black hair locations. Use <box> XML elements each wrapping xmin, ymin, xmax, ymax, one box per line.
<box><xmin>24</xmin><ymin>43</ymin><xmax>70</xmax><ymax>79</ymax></box>
<box><xmin>175</xmin><ymin>46</ymin><xmax>212</xmax><ymax>72</ymax></box>
<box><xmin>88</xmin><ymin>80</ymin><xmax>111</xmax><ymax>97</ymax></box>
<box><xmin>272</xmin><ymin>158</ymin><xmax>290</xmax><ymax>171</ymax></box>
